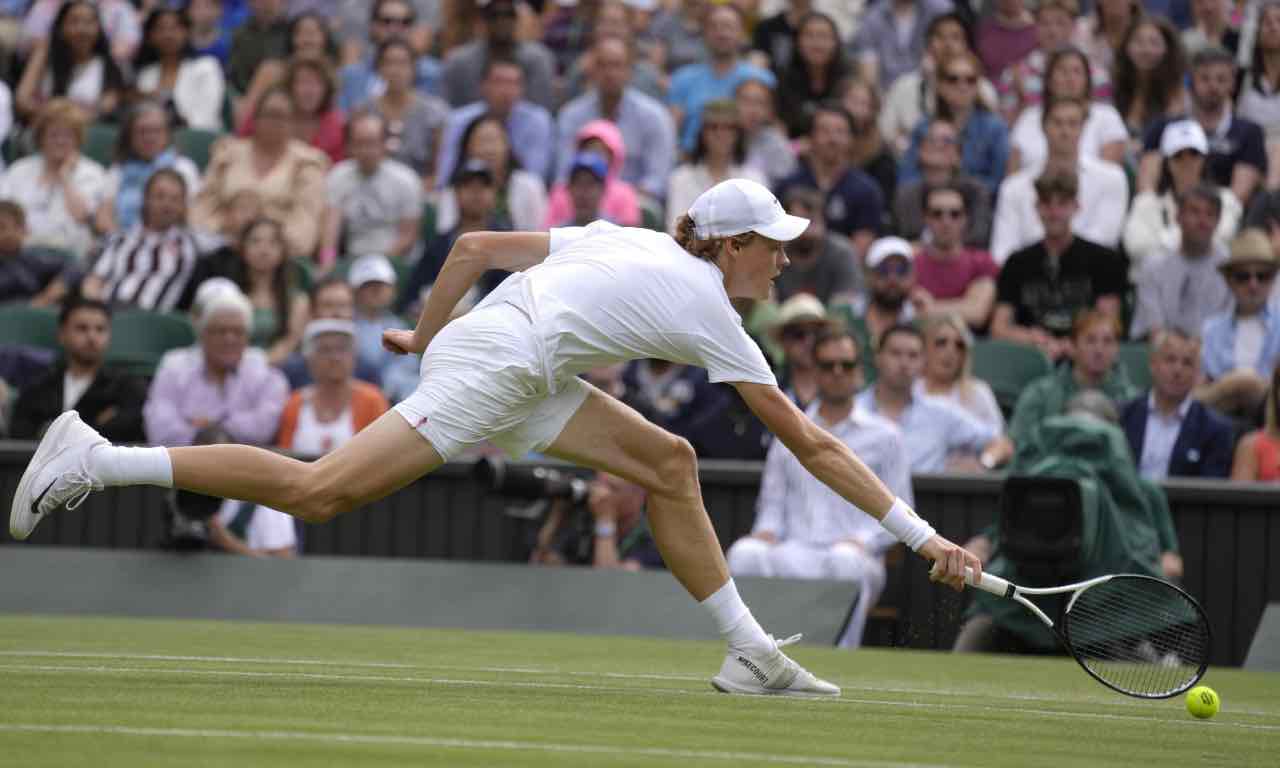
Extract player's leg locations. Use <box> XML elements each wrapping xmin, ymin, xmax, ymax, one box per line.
<box><xmin>11</xmin><ymin>408</ymin><xmax>442</xmax><ymax>539</ymax></box>
<box><xmin>169</xmin><ymin>410</ymin><xmax>444</xmax><ymax>523</ymax></box>
<box><xmin>543</xmin><ymin>384</ymin><xmax>726</xmax><ymax>600</ymax></box>
<box><xmin>543</xmin><ymin>384</ymin><xmax>839</xmax><ymax>696</ymax></box>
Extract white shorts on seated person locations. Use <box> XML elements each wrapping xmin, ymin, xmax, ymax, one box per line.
<box><xmin>726</xmin><ymin>538</ymin><xmax>887</xmax><ymax>649</ymax></box>
<box><xmin>215</xmin><ymin>498</ymin><xmax>298</xmax><ymax>552</ymax></box>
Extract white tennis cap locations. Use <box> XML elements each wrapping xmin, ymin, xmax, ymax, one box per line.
<box><xmin>1160</xmin><ymin>119</ymin><xmax>1208</xmax><ymax>157</ymax></box>
<box><xmin>302</xmin><ymin>318</ymin><xmax>355</xmax><ymax>355</ymax></box>
<box><xmin>348</xmin><ymin>254</ymin><xmax>397</xmax><ymax>288</ymax></box>
<box><xmin>866</xmin><ymin>236</ymin><xmax>915</xmax><ymax>269</ymax></box>
<box><xmin>688</xmin><ymin>179</ymin><xmax>810</xmax><ymax>242</ymax></box>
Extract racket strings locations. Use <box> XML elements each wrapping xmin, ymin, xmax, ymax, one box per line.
<box><xmin>1063</xmin><ymin>578</ymin><xmax>1209</xmax><ymax>698</ymax></box>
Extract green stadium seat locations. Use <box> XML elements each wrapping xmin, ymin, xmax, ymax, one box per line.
<box><xmin>1118</xmin><ymin>341</ymin><xmax>1153</xmax><ymax>392</ymax></box>
<box><xmin>0</xmin><ymin>305</ymin><xmax>59</xmax><ymax>351</ymax></box>
<box><xmin>174</xmin><ymin>128</ymin><xmax>223</xmax><ymax>173</ymax></box>
<box><xmin>289</xmin><ymin>257</ymin><xmax>315</xmax><ymax>294</ymax></box>
<box><xmin>105</xmin><ymin>310</ymin><xmax>196</xmax><ymax>377</ymax></box>
<box><xmin>81</xmin><ymin>123</ymin><xmax>118</xmax><ymax>166</ymax></box>
<box><xmin>971</xmin><ymin>338</ymin><xmax>1053</xmax><ymax>415</ymax></box>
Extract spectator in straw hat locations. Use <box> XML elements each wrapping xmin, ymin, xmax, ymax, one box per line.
<box><xmin>770</xmin><ymin>293</ymin><xmax>832</xmax><ymax>410</ymax></box>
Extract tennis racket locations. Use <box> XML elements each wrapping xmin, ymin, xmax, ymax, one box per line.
<box><xmin>963</xmin><ymin>568</ymin><xmax>1211</xmax><ymax>699</ymax></box>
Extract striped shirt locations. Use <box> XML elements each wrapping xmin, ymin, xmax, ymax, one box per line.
<box><xmin>91</xmin><ymin>225</ymin><xmax>200</xmax><ymax>313</ymax></box>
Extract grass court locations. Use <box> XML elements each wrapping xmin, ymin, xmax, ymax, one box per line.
<box><xmin>0</xmin><ymin>615</ymin><xmax>1276</xmax><ymax>767</ymax></box>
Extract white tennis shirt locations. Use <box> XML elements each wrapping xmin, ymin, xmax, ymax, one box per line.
<box><xmin>475</xmin><ymin>220</ymin><xmax>778</xmax><ymax>391</ymax></box>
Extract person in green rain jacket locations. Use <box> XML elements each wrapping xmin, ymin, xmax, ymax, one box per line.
<box><xmin>954</xmin><ymin>389</ymin><xmax>1182</xmax><ymax>652</ymax></box>
<box><xmin>1008</xmin><ymin>310</ymin><xmax>1138</xmax><ymax>448</ymax></box>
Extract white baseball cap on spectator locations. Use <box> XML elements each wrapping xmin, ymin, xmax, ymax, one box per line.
<box><xmin>1160</xmin><ymin>120</ymin><xmax>1209</xmax><ymax>157</ymax></box>
<box><xmin>302</xmin><ymin>318</ymin><xmax>356</xmax><ymax>356</ymax></box>
<box><xmin>688</xmin><ymin>178</ymin><xmax>810</xmax><ymax>242</ymax></box>
<box><xmin>622</xmin><ymin>0</ymin><xmax>659</xmax><ymax>10</ymax></box>
<box><xmin>348</xmin><ymin>255</ymin><xmax>397</xmax><ymax>289</ymax></box>
<box><xmin>866</xmin><ymin>237</ymin><xmax>915</xmax><ymax>270</ymax></box>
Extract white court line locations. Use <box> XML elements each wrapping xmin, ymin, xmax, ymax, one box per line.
<box><xmin>4</xmin><ymin>661</ymin><xmax>1279</xmax><ymax>733</ymax></box>
<box><xmin>1</xmin><ymin>650</ymin><xmax>1272</xmax><ymax>716</ymax></box>
<box><xmin>0</xmin><ymin>724</ymin><xmax>948</xmax><ymax>768</ymax></box>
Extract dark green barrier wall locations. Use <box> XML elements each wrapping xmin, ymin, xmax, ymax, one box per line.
<box><xmin>3</xmin><ymin>443</ymin><xmax>1276</xmax><ymax>666</ymax></box>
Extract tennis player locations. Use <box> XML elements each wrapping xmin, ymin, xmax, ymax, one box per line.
<box><xmin>11</xmin><ymin>179</ymin><xmax>982</xmax><ymax>697</ymax></box>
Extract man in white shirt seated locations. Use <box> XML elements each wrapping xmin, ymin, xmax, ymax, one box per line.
<box><xmin>725</xmin><ymin>326</ymin><xmax>911</xmax><ymax>649</ymax></box>
<box><xmin>989</xmin><ymin>97</ymin><xmax>1128</xmax><ymax>265</ymax></box>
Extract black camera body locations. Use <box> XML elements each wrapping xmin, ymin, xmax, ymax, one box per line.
<box><xmin>473</xmin><ymin>456</ymin><xmax>589</xmax><ymax>505</ymax></box>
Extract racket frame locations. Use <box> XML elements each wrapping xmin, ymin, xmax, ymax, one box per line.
<box><xmin>964</xmin><ymin>569</ymin><xmax>1212</xmax><ymax>699</ymax></box>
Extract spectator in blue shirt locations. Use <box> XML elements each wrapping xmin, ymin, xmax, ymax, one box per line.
<box><xmin>900</xmin><ymin>51</ymin><xmax>1009</xmax><ymax>195</ymax></box>
<box><xmin>1198</xmin><ymin>229</ymin><xmax>1280</xmax><ymax>418</ymax></box>
<box><xmin>434</xmin><ymin>56</ymin><xmax>554</xmax><ymax>185</ymax></box>
<box><xmin>667</xmin><ymin>3</ymin><xmax>758</xmax><ymax>153</ymax></box>
<box><xmin>337</xmin><ymin>0</ymin><xmax>443</xmax><ymax>112</ymax></box>
<box><xmin>556</xmin><ymin>34</ymin><xmax>676</xmax><ymax>205</ymax></box>
<box><xmin>776</xmin><ymin>101</ymin><xmax>883</xmax><ymax>256</ymax></box>
<box><xmin>855</xmin><ymin>323</ymin><xmax>1012</xmax><ymax>472</ymax></box>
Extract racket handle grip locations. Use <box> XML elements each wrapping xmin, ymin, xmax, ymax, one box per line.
<box><xmin>964</xmin><ymin>567</ymin><xmax>1014</xmax><ymax>597</ymax></box>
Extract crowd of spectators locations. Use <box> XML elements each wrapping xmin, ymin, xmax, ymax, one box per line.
<box><xmin>2</xmin><ymin>2</ymin><xmax>1280</xmax><ymax>585</ymax></box>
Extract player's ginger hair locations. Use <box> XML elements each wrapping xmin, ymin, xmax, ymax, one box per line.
<box><xmin>672</xmin><ymin>214</ymin><xmax>760</xmax><ymax>262</ymax></box>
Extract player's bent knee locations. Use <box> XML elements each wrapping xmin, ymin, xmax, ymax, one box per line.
<box><xmin>650</xmin><ymin>436</ymin><xmax>699</xmax><ymax>498</ymax></box>
<box><xmin>289</xmin><ymin>464</ymin><xmax>357</xmax><ymax>524</ymax></box>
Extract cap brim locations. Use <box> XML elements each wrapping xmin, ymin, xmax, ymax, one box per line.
<box><xmin>754</xmin><ymin>214</ymin><xmax>810</xmax><ymax>242</ymax></box>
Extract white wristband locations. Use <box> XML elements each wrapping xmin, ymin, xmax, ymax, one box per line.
<box><xmin>594</xmin><ymin>521</ymin><xmax>617</xmax><ymax>538</ymax></box>
<box><xmin>880</xmin><ymin>497</ymin><xmax>936</xmax><ymax>551</ymax></box>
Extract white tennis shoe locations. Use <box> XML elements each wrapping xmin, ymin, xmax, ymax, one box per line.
<box><xmin>9</xmin><ymin>411</ymin><xmax>106</xmax><ymax>540</ymax></box>
<box><xmin>710</xmin><ymin>633</ymin><xmax>841</xmax><ymax>697</ymax></box>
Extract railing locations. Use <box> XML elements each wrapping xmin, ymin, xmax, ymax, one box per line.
<box><xmin>2</xmin><ymin>443</ymin><xmax>1276</xmax><ymax>666</ymax></box>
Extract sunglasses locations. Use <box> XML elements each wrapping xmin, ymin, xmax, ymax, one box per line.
<box><xmin>927</xmin><ymin>207</ymin><xmax>965</xmax><ymax>220</ymax></box>
<box><xmin>874</xmin><ymin>260</ymin><xmax>912</xmax><ymax>278</ymax></box>
<box><xmin>1230</xmin><ymin>268</ymin><xmax>1277</xmax><ymax>284</ymax></box>
<box><xmin>781</xmin><ymin>326</ymin><xmax>819</xmax><ymax>341</ymax></box>
<box><xmin>376</xmin><ymin>15</ymin><xmax>414</xmax><ymax>25</ymax></box>
<box><xmin>817</xmin><ymin>360</ymin><xmax>858</xmax><ymax>373</ymax></box>
<box><xmin>943</xmin><ymin>73</ymin><xmax>978</xmax><ymax>85</ymax></box>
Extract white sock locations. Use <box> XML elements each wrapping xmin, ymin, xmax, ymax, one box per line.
<box><xmin>90</xmin><ymin>445</ymin><xmax>174</xmax><ymax>488</ymax></box>
<box><xmin>700</xmin><ymin>579</ymin><xmax>771</xmax><ymax>653</ymax></box>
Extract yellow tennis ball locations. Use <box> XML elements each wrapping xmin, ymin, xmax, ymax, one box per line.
<box><xmin>1186</xmin><ymin>685</ymin><xmax>1220</xmax><ymax>719</ymax></box>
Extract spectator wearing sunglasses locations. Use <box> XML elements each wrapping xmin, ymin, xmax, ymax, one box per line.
<box><xmin>440</xmin><ymin>0</ymin><xmax>556</xmax><ymax>112</ymax></box>
<box><xmin>891</xmin><ymin>119</ymin><xmax>993</xmax><ymax>248</ymax></box>
<box><xmin>768</xmin><ymin>294</ymin><xmax>833</xmax><ymax>411</ymax></box>
<box><xmin>917</xmin><ymin>313</ymin><xmax>1003</xmax><ymax>432</ymax></box>
<box><xmin>913</xmin><ymin>183</ymin><xmax>999</xmax><ymax>331</ymax></box>
<box><xmin>1200</xmin><ymin>230</ymin><xmax>1280</xmax><ymax>395</ymax></box>
<box><xmin>834</xmin><ymin>238</ymin><xmax>924</xmax><ymax>380</ymax></box>
<box><xmin>338</xmin><ymin>1</ymin><xmax>445</xmax><ymax>112</ymax></box>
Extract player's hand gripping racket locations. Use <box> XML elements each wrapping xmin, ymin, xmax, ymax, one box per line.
<box><xmin>964</xmin><ymin>568</ymin><xmax>1211</xmax><ymax>699</ymax></box>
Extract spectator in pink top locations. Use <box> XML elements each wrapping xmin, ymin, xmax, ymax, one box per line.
<box><xmin>543</xmin><ymin>119</ymin><xmax>640</xmax><ymax>229</ymax></box>
<box><xmin>913</xmin><ymin>182</ymin><xmax>1000</xmax><ymax>331</ymax></box>
<box><xmin>976</xmin><ymin>0</ymin><xmax>1037</xmax><ymax>81</ymax></box>
<box><xmin>143</xmin><ymin>283</ymin><xmax>289</xmax><ymax>447</ymax></box>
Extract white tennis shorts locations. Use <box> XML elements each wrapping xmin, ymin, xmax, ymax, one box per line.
<box><xmin>393</xmin><ymin>301</ymin><xmax>590</xmax><ymax>460</ymax></box>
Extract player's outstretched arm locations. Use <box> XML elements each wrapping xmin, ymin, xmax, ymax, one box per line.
<box><xmin>384</xmin><ymin>231</ymin><xmax>551</xmax><ymax>356</ymax></box>
<box><xmin>734</xmin><ymin>382</ymin><xmax>982</xmax><ymax>590</ymax></box>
